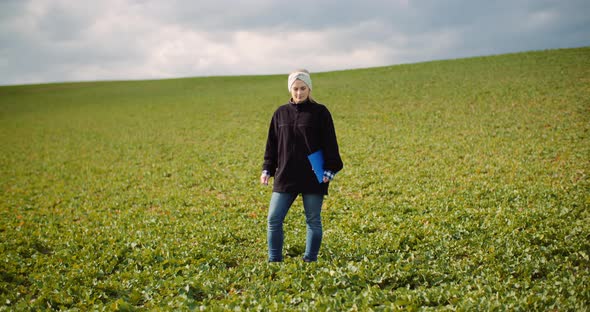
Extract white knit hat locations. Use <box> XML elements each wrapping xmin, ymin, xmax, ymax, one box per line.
<box><xmin>288</xmin><ymin>71</ymin><xmax>312</xmax><ymax>91</ymax></box>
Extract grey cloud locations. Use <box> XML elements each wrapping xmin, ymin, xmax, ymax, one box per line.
<box><xmin>35</xmin><ymin>5</ymin><xmax>94</xmax><ymax>41</ymax></box>
<box><xmin>0</xmin><ymin>0</ymin><xmax>588</xmax><ymax>85</ymax></box>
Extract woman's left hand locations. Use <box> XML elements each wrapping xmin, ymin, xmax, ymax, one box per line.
<box><xmin>322</xmin><ymin>170</ymin><xmax>335</xmax><ymax>183</ymax></box>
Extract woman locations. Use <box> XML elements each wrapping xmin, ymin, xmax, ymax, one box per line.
<box><xmin>261</xmin><ymin>69</ymin><xmax>343</xmax><ymax>262</ymax></box>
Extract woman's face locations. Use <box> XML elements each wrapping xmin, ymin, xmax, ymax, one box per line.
<box><xmin>290</xmin><ymin>79</ymin><xmax>310</xmax><ymax>103</ymax></box>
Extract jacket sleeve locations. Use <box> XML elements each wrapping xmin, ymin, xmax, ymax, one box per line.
<box><xmin>321</xmin><ymin>108</ymin><xmax>343</xmax><ymax>173</ymax></box>
<box><xmin>262</xmin><ymin>114</ymin><xmax>278</xmax><ymax>176</ymax></box>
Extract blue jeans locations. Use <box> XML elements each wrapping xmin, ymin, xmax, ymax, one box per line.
<box><xmin>267</xmin><ymin>192</ymin><xmax>324</xmax><ymax>262</ymax></box>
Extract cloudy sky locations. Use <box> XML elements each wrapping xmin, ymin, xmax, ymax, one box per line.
<box><xmin>1</xmin><ymin>0</ymin><xmax>589</xmax><ymax>85</ymax></box>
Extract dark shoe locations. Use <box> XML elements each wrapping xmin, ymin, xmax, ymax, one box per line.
<box><xmin>302</xmin><ymin>257</ymin><xmax>315</xmax><ymax>263</ymax></box>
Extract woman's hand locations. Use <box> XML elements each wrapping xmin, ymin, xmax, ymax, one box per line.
<box><xmin>323</xmin><ymin>170</ymin><xmax>335</xmax><ymax>183</ymax></box>
<box><xmin>260</xmin><ymin>171</ymin><xmax>270</xmax><ymax>185</ymax></box>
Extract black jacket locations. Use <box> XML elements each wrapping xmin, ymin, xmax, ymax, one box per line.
<box><xmin>263</xmin><ymin>99</ymin><xmax>343</xmax><ymax>195</ymax></box>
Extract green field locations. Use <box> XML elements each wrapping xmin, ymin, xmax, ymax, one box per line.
<box><xmin>1</xmin><ymin>47</ymin><xmax>589</xmax><ymax>310</ymax></box>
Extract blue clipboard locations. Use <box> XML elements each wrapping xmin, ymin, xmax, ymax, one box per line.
<box><xmin>307</xmin><ymin>150</ymin><xmax>325</xmax><ymax>183</ymax></box>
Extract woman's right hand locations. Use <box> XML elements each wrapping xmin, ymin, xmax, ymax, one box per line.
<box><xmin>260</xmin><ymin>173</ymin><xmax>270</xmax><ymax>185</ymax></box>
